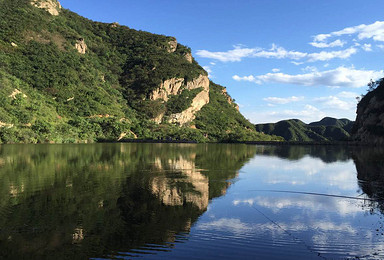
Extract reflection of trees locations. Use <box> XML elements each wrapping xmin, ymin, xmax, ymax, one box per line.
<box><xmin>254</xmin><ymin>145</ymin><xmax>351</xmax><ymax>163</ymax></box>
<box><xmin>352</xmin><ymin>147</ymin><xmax>384</xmax><ymax>214</ymax></box>
<box><xmin>0</xmin><ymin>143</ymin><xmax>256</xmax><ymax>259</ymax></box>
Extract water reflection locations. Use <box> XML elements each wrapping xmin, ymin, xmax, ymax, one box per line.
<box><xmin>1</xmin><ymin>144</ymin><xmax>384</xmax><ymax>259</ymax></box>
<box><xmin>0</xmin><ymin>143</ymin><xmax>255</xmax><ymax>259</ymax></box>
<box><xmin>223</xmin><ymin>145</ymin><xmax>384</xmax><ymax>259</ymax></box>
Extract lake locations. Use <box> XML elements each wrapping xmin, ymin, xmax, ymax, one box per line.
<box><xmin>0</xmin><ymin>143</ymin><xmax>383</xmax><ymax>259</ymax></box>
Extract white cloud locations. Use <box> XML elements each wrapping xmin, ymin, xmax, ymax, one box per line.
<box><xmin>252</xmin><ymin>44</ymin><xmax>307</xmax><ymax>60</ymax></box>
<box><xmin>195</xmin><ymin>46</ymin><xmax>257</xmax><ymax>62</ymax></box>
<box><xmin>251</xmin><ymin>104</ymin><xmax>326</xmax><ymax>123</ymax></box>
<box><xmin>233</xmin><ymin>74</ymin><xmax>262</xmax><ymax>84</ymax></box>
<box><xmin>306</xmin><ymin>47</ymin><xmax>357</xmax><ymax>62</ymax></box>
<box><xmin>338</xmin><ymin>91</ymin><xmax>359</xmax><ymax>99</ymax></box>
<box><xmin>302</xmin><ymin>66</ymin><xmax>318</xmax><ymax>72</ymax></box>
<box><xmin>272</xmin><ymin>68</ymin><xmax>280</xmax><ymax>72</ymax></box>
<box><xmin>263</xmin><ymin>96</ymin><xmax>304</xmax><ymax>104</ymax></box>
<box><xmin>233</xmin><ymin>66</ymin><xmax>384</xmax><ymax>88</ymax></box>
<box><xmin>378</xmin><ymin>44</ymin><xmax>384</xmax><ymax>49</ymax></box>
<box><xmin>313</xmin><ymin>21</ymin><xmax>384</xmax><ymax>43</ymax></box>
<box><xmin>314</xmin><ymin>96</ymin><xmax>356</xmax><ymax>111</ymax></box>
<box><xmin>197</xmin><ymin>45</ymin><xmax>357</xmax><ymax>63</ymax></box>
<box><xmin>310</xmin><ymin>39</ymin><xmax>346</xmax><ymax>48</ymax></box>
<box><xmin>362</xmin><ymin>43</ymin><xmax>372</xmax><ymax>52</ymax></box>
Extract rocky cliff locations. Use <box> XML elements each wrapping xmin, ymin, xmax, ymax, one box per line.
<box><xmin>352</xmin><ymin>78</ymin><xmax>384</xmax><ymax>144</ymax></box>
<box><xmin>30</xmin><ymin>0</ymin><xmax>61</xmax><ymax>16</ymax></box>
<box><xmin>150</xmin><ymin>74</ymin><xmax>210</xmax><ymax>125</ymax></box>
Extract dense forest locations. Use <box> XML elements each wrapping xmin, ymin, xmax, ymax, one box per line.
<box><xmin>0</xmin><ymin>0</ymin><xmax>281</xmax><ymax>143</ymax></box>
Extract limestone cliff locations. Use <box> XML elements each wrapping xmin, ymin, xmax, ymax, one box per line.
<box><xmin>30</xmin><ymin>0</ymin><xmax>61</xmax><ymax>16</ymax></box>
<box><xmin>150</xmin><ymin>74</ymin><xmax>210</xmax><ymax>125</ymax></box>
<box><xmin>352</xmin><ymin>78</ymin><xmax>384</xmax><ymax>144</ymax></box>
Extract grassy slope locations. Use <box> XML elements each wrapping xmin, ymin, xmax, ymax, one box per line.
<box><xmin>0</xmin><ymin>0</ymin><xmax>275</xmax><ymax>143</ymax></box>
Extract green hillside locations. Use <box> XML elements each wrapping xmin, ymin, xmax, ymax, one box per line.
<box><xmin>255</xmin><ymin>118</ymin><xmax>353</xmax><ymax>142</ymax></box>
<box><xmin>0</xmin><ymin>0</ymin><xmax>279</xmax><ymax>143</ymax></box>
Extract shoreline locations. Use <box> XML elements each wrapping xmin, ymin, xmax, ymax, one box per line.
<box><xmin>0</xmin><ymin>139</ymin><xmax>374</xmax><ymax>146</ymax></box>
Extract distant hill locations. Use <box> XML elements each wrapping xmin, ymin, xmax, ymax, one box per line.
<box><xmin>255</xmin><ymin>117</ymin><xmax>354</xmax><ymax>141</ymax></box>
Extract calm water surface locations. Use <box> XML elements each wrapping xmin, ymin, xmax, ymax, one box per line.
<box><xmin>0</xmin><ymin>143</ymin><xmax>384</xmax><ymax>259</ymax></box>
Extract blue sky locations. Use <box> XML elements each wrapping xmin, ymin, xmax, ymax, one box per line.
<box><xmin>59</xmin><ymin>0</ymin><xmax>384</xmax><ymax>123</ymax></box>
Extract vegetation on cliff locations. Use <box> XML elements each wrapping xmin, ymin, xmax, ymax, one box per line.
<box><xmin>0</xmin><ymin>0</ymin><xmax>279</xmax><ymax>143</ymax></box>
<box><xmin>255</xmin><ymin>117</ymin><xmax>353</xmax><ymax>142</ymax></box>
<box><xmin>352</xmin><ymin>78</ymin><xmax>384</xmax><ymax>143</ymax></box>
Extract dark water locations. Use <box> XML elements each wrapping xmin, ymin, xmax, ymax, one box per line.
<box><xmin>0</xmin><ymin>144</ymin><xmax>384</xmax><ymax>259</ymax></box>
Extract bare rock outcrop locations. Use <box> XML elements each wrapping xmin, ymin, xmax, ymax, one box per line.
<box><xmin>30</xmin><ymin>0</ymin><xmax>61</xmax><ymax>16</ymax></box>
<box><xmin>0</xmin><ymin>121</ymin><xmax>14</xmax><ymax>128</ymax></box>
<box><xmin>9</xmin><ymin>89</ymin><xmax>27</xmax><ymax>99</ymax></box>
<box><xmin>167</xmin><ymin>39</ymin><xmax>177</xmax><ymax>53</ymax></box>
<box><xmin>184</xmin><ymin>53</ymin><xmax>193</xmax><ymax>63</ymax></box>
<box><xmin>75</xmin><ymin>38</ymin><xmax>87</xmax><ymax>54</ymax></box>
<box><xmin>150</xmin><ymin>78</ymin><xmax>185</xmax><ymax>101</ymax></box>
<box><xmin>150</xmin><ymin>74</ymin><xmax>210</xmax><ymax>125</ymax></box>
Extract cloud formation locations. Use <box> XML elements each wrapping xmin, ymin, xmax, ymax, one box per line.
<box><xmin>263</xmin><ymin>96</ymin><xmax>304</xmax><ymax>104</ymax></box>
<box><xmin>196</xmin><ymin>45</ymin><xmax>357</xmax><ymax>63</ymax></box>
<box><xmin>309</xmin><ymin>39</ymin><xmax>346</xmax><ymax>48</ymax></box>
<box><xmin>233</xmin><ymin>67</ymin><xmax>384</xmax><ymax>88</ymax></box>
<box><xmin>312</xmin><ymin>21</ymin><xmax>384</xmax><ymax>45</ymax></box>
<box><xmin>314</xmin><ymin>96</ymin><xmax>356</xmax><ymax>111</ymax></box>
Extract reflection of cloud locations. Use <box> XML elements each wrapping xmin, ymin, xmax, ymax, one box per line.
<box><xmin>197</xmin><ymin>218</ymin><xmax>251</xmax><ymax>234</ymax></box>
<box><xmin>249</xmin><ymin>156</ymin><xmax>356</xmax><ymax>190</ymax></box>
<box><xmin>197</xmin><ymin>217</ymin><xmax>356</xmax><ymax>236</ymax></box>
<box><xmin>233</xmin><ymin>195</ymin><xmax>363</xmax><ymax>215</ymax></box>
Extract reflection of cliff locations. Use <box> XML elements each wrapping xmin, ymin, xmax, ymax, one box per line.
<box><xmin>0</xmin><ymin>143</ymin><xmax>256</xmax><ymax>259</ymax></box>
<box><xmin>352</xmin><ymin>148</ymin><xmax>384</xmax><ymax>214</ymax></box>
<box><xmin>151</xmin><ymin>155</ymin><xmax>209</xmax><ymax>210</ymax></box>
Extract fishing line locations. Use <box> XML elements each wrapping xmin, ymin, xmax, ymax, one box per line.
<box><xmin>250</xmin><ymin>204</ymin><xmax>327</xmax><ymax>259</ymax></box>
<box><xmin>248</xmin><ymin>189</ymin><xmax>381</xmax><ymax>201</ymax></box>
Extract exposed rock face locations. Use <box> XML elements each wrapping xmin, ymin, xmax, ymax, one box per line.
<box><xmin>150</xmin><ymin>74</ymin><xmax>209</xmax><ymax>125</ymax></box>
<box><xmin>30</xmin><ymin>0</ymin><xmax>61</xmax><ymax>16</ymax></box>
<box><xmin>75</xmin><ymin>38</ymin><xmax>87</xmax><ymax>54</ymax></box>
<box><xmin>150</xmin><ymin>78</ymin><xmax>185</xmax><ymax>101</ymax></box>
<box><xmin>0</xmin><ymin>121</ymin><xmax>14</xmax><ymax>128</ymax></box>
<box><xmin>167</xmin><ymin>39</ymin><xmax>177</xmax><ymax>53</ymax></box>
<box><xmin>184</xmin><ymin>53</ymin><xmax>193</xmax><ymax>63</ymax></box>
<box><xmin>352</xmin><ymin>85</ymin><xmax>384</xmax><ymax>144</ymax></box>
<box><xmin>9</xmin><ymin>89</ymin><xmax>27</xmax><ymax>99</ymax></box>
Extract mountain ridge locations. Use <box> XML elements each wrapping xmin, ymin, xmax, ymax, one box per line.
<box><xmin>255</xmin><ymin>117</ymin><xmax>354</xmax><ymax>142</ymax></box>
